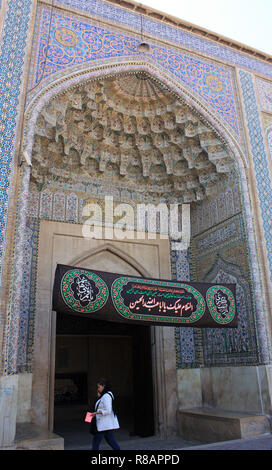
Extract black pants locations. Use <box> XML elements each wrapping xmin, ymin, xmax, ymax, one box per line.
<box><xmin>92</xmin><ymin>430</ymin><xmax>120</xmax><ymax>450</ymax></box>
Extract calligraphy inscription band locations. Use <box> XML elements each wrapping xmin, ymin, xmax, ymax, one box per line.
<box><xmin>111</xmin><ymin>277</ymin><xmax>206</xmax><ymax>324</ymax></box>
<box><xmin>61</xmin><ymin>269</ymin><xmax>109</xmax><ymax>313</ymax></box>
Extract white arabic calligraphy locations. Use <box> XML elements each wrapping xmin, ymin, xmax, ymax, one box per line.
<box><xmin>214</xmin><ymin>291</ymin><xmax>229</xmax><ymax>318</ymax></box>
<box><xmin>129</xmin><ymin>295</ymin><xmax>194</xmax><ymax>316</ymax></box>
<box><xmin>75</xmin><ymin>276</ymin><xmax>94</xmax><ymax>303</ymax></box>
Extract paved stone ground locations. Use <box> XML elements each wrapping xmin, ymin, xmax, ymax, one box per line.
<box><xmin>182</xmin><ymin>433</ymin><xmax>272</xmax><ymax>450</ymax></box>
<box><xmin>55</xmin><ymin>422</ymin><xmax>203</xmax><ymax>450</ymax></box>
<box><xmin>54</xmin><ymin>421</ymin><xmax>272</xmax><ymax>451</ymax></box>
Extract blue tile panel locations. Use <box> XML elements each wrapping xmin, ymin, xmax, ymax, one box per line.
<box><xmin>56</xmin><ymin>0</ymin><xmax>272</xmax><ymax>78</ymax></box>
<box><xmin>240</xmin><ymin>70</ymin><xmax>272</xmax><ymax>281</ymax></box>
<box><xmin>0</xmin><ymin>0</ymin><xmax>32</xmax><ymax>288</ymax></box>
<box><xmin>35</xmin><ymin>7</ymin><xmax>239</xmax><ymax>134</ymax></box>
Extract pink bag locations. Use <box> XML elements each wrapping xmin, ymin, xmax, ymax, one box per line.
<box><xmin>85</xmin><ymin>412</ymin><xmax>93</xmax><ymax>423</ymax></box>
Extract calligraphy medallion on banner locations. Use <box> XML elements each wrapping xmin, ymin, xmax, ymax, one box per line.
<box><xmin>61</xmin><ymin>268</ymin><xmax>109</xmax><ymax>313</ymax></box>
<box><xmin>206</xmin><ymin>285</ymin><xmax>236</xmax><ymax>325</ymax></box>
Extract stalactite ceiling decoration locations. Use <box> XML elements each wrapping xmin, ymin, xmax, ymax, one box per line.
<box><xmin>32</xmin><ymin>72</ymin><xmax>234</xmax><ymax>203</ymax></box>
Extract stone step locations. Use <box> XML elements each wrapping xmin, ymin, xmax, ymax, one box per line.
<box><xmin>14</xmin><ymin>423</ymin><xmax>64</xmax><ymax>450</ymax></box>
<box><xmin>178</xmin><ymin>408</ymin><xmax>271</xmax><ymax>444</ymax></box>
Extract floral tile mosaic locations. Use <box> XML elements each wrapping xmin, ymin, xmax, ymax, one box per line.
<box><xmin>32</xmin><ymin>6</ymin><xmax>240</xmax><ymax>135</ymax></box>
<box><xmin>56</xmin><ymin>0</ymin><xmax>272</xmax><ymax>79</ymax></box>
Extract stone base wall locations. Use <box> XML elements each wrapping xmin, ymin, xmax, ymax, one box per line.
<box><xmin>177</xmin><ymin>365</ymin><xmax>272</xmax><ymax>415</ymax></box>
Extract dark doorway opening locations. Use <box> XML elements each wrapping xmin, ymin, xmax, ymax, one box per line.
<box><xmin>53</xmin><ymin>312</ymin><xmax>154</xmax><ymax>446</ymax></box>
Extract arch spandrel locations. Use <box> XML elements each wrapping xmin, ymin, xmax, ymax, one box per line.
<box><xmin>29</xmin><ymin>5</ymin><xmax>241</xmax><ymax>140</ymax></box>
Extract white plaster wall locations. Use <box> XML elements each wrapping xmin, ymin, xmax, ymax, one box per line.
<box><xmin>177</xmin><ymin>369</ymin><xmax>202</xmax><ymax>409</ymax></box>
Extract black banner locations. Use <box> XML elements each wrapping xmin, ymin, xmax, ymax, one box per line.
<box><xmin>52</xmin><ymin>264</ymin><xmax>237</xmax><ymax>328</ymax></box>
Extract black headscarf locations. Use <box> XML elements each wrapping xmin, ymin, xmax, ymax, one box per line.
<box><xmin>97</xmin><ymin>378</ymin><xmax>117</xmax><ymax>416</ymax></box>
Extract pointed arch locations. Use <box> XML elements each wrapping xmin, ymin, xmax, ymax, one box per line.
<box><xmin>68</xmin><ymin>242</ymin><xmax>151</xmax><ymax>278</ymax></box>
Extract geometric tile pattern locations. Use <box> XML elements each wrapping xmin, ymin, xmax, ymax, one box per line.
<box><xmin>201</xmin><ymin>257</ymin><xmax>260</xmax><ymax>367</ymax></box>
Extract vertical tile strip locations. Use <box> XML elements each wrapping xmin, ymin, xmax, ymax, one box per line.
<box><xmin>239</xmin><ymin>70</ymin><xmax>272</xmax><ymax>282</ymax></box>
<box><xmin>0</xmin><ymin>0</ymin><xmax>33</xmax><ymax>373</ymax></box>
<box><xmin>0</xmin><ymin>0</ymin><xmax>32</xmax><ymax>290</ymax></box>
<box><xmin>239</xmin><ymin>70</ymin><xmax>272</xmax><ymax>363</ymax></box>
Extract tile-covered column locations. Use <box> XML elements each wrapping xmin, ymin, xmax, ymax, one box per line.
<box><xmin>5</xmin><ymin>164</ymin><xmax>31</xmax><ymax>375</ymax></box>
<box><xmin>238</xmin><ymin>70</ymin><xmax>272</xmax><ymax>364</ymax></box>
<box><xmin>267</xmin><ymin>127</ymin><xmax>272</xmax><ymax>165</ymax></box>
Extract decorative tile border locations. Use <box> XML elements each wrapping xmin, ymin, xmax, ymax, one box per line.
<box><xmin>4</xmin><ymin>166</ymin><xmax>31</xmax><ymax>374</ymax></box>
<box><xmin>56</xmin><ymin>0</ymin><xmax>272</xmax><ymax>79</ymax></box>
<box><xmin>239</xmin><ymin>71</ymin><xmax>272</xmax><ymax>282</ymax></box>
<box><xmin>172</xmin><ymin>248</ymin><xmax>203</xmax><ymax>369</ymax></box>
<box><xmin>17</xmin><ymin>218</ymin><xmax>40</xmax><ymax>373</ymax></box>
<box><xmin>267</xmin><ymin>127</ymin><xmax>272</xmax><ymax>165</ymax></box>
<box><xmin>0</xmin><ymin>0</ymin><xmax>33</xmax><ymax>292</ymax></box>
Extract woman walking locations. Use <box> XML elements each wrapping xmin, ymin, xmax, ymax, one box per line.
<box><xmin>90</xmin><ymin>378</ymin><xmax>120</xmax><ymax>450</ymax></box>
